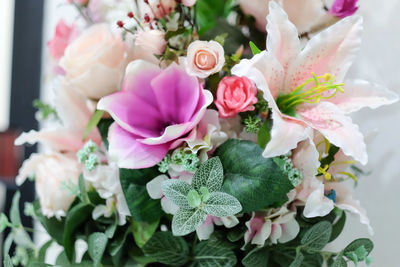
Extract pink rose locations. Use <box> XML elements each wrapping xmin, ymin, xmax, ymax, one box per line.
<box><xmin>133</xmin><ymin>30</ymin><xmax>167</xmax><ymax>63</ymax></box>
<box><xmin>182</xmin><ymin>40</ymin><xmax>225</xmax><ymax>78</ymax></box>
<box><xmin>182</xmin><ymin>0</ymin><xmax>196</xmax><ymax>7</ymax></box>
<box><xmin>215</xmin><ymin>76</ymin><xmax>258</xmax><ymax>118</ymax></box>
<box><xmin>60</xmin><ymin>23</ymin><xmax>127</xmax><ymax>99</ymax></box>
<box><xmin>47</xmin><ymin>19</ymin><xmax>79</xmax><ymax>60</ymax></box>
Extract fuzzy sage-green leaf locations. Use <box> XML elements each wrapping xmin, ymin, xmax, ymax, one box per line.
<box><xmin>172</xmin><ymin>208</ymin><xmax>208</xmax><ymax>236</ymax></box>
<box><xmin>203</xmin><ymin>192</ymin><xmax>242</xmax><ymax>217</ymax></box>
<box><xmin>301</xmin><ymin>221</ymin><xmax>332</xmax><ymax>253</ymax></box>
<box><xmin>192</xmin><ymin>157</ymin><xmax>224</xmax><ymax>193</ymax></box>
<box><xmin>161</xmin><ymin>179</ymin><xmax>193</xmax><ymax>209</ymax></box>
<box><xmin>88</xmin><ymin>232</ymin><xmax>108</xmax><ymax>267</ymax></box>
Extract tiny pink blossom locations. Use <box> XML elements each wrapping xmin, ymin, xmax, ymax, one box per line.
<box><xmin>47</xmin><ymin>19</ymin><xmax>79</xmax><ymax>60</ymax></box>
<box><xmin>215</xmin><ymin>76</ymin><xmax>258</xmax><ymax>118</ymax></box>
<box><xmin>329</xmin><ymin>0</ymin><xmax>359</xmax><ymax>18</ymax></box>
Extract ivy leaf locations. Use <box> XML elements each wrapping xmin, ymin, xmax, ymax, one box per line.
<box><xmin>120</xmin><ymin>168</ymin><xmax>162</xmax><ymax>222</ymax></box>
<box><xmin>203</xmin><ymin>192</ymin><xmax>242</xmax><ymax>217</ymax></box>
<box><xmin>131</xmin><ymin>219</ymin><xmax>160</xmax><ymax>248</ymax></box>
<box><xmin>88</xmin><ymin>232</ymin><xmax>108</xmax><ymax>267</ymax></box>
<box><xmin>301</xmin><ymin>221</ymin><xmax>332</xmax><ymax>253</ymax></box>
<box><xmin>142</xmin><ymin>231</ymin><xmax>189</xmax><ymax>266</ymax></box>
<box><xmin>289</xmin><ymin>252</ymin><xmax>304</xmax><ymax>267</ymax></box>
<box><xmin>192</xmin><ymin>157</ymin><xmax>224</xmax><ymax>193</ymax></box>
<box><xmin>161</xmin><ymin>179</ymin><xmax>193</xmax><ymax>209</ymax></box>
<box><xmin>192</xmin><ymin>240</ymin><xmax>237</xmax><ymax>267</ymax></box>
<box><xmin>172</xmin><ymin>208</ymin><xmax>207</xmax><ymax>236</ymax></box>
<box><xmin>242</xmin><ymin>247</ymin><xmax>269</xmax><ymax>267</ymax></box>
<box><xmin>214</xmin><ymin>139</ymin><xmax>293</xmax><ymax>213</ymax></box>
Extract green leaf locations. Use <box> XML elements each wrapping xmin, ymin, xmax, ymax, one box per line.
<box><xmin>172</xmin><ymin>208</ymin><xmax>207</xmax><ymax>236</ymax></box>
<box><xmin>289</xmin><ymin>252</ymin><xmax>304</xmax><ymax>267</ymax></box>
<box><xmin>83</xmin><ymin>110</ymin><xmax>104</xmax><ymax>141</ymax></box>
<box><xmin>97</xmin><ymin>119</ymin><xmax>113</xmax><ymax>149</ymax></box>
<box><xmin>142</xmin><ymin>231</ymin><xmax>189</xmax><ymax>266</ymax></box>
<box><xmin>301</xmin><ymin>221</ymin><xmax>332</xmax><ymax>253</ymax></box>
<box><xmin>227</xmin><ymin>227</ymin><xmax>245</xmax><ymax>242</ymax></box>
<box><xmin>343</xmin><ymin>238</ymin><xmax>373</xmax><ymax>258</ymax></box>
<box><xmin>63</xmin><ymin>202</ymin><xmax>93</xmax><ymax>261</ymax></box>
<box><xmin>10</xmin><ymin>191</ymin><xmax>21</xmax><ymax>226</ymax></box>
<box><xmin>33</xmin><ymin>201</ymin><xmax>65</xmax><ymax>245</ymax></box>
<box><xmin>257</xmin><ymin>118</ymin><xmax>272</xmax><ymax>149</ymax></box>
<box><xmin>192</xmin><ymin>240</ymin><xmax>237</xmax><ymax>267</ymax></box>
<box><xmin>192</xmin><ymin>157</ymin><xmax>224</xmax><ymax>193</ymax></box>
<box><xmin>203</xmin><ymin>192</ymin><xmax>242</xmax><ymax>217</ymax></box>
<box><xmin>214</xmin><ymin>139</ymin><xmax>293</xmax><ymax>213</ymax></box>
<box><xmin>187</xmin><ymin>189</ymin><xmax>202</xmax><ymax>208</ymax></box>
<box><xmin>38</xmin><ymin>240</ymin><xmax>53</xmax><ymax>262</ymax></box>
<box><xmin>131</xmin><ymin>219</ymin><xmax>160</xmax><ymax>248</ymax></box>
<box><xmin>78</xmin><ymin>174</ymin><xmax>89</xmax><ymax>203</ymax></box>
<box><xmin>109</xmin><ymin>227</ymin><xmax>130</xmax><ymax>257</ymax></box>
<box><xmin>196</xmin><ymin>0</ymin><xmax>227</xmax><ymax>36</ymax></box>
<box><xmin>3</xmin><ymin>255</ymin><xmax>13</xmax><ymax>267</ymax></box>
<box><xmin>249</xmin><ymin>41</ymin><xmax>262</xmax><ymax>55</ymax></box>
<box><xmin>242</xmin><ymin>247</ymin><xmax>269</xmax><ymax>267</ymax></box>
<box><xmin>330</xmin><ymin>212</ymin><xmax>346</xmax><ymax>242</ymax></box>
<box><xmin>119</xmin><ymin>168</ymin><xmax>162</xmax><ymax>222</ymax></box>
<box><xmin>88</xmin><ymin>232</ymin><xmax>108</xmax><ymax>267</ymax></box>
<box><xmin>329</xmin><ymin>256</ymin><xmax>347</xmax><ymax>267</ymax></box>
<box><xmin>161</xmin><ymin>179</ymin><xmax>193</xmax><ymax>209</ymax></box>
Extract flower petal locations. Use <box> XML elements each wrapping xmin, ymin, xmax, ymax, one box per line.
<box><xmin>298</xmin><ymin>102</ymin><xmax>367</xmax><ymax>164</ymax></box>
<box><xmin>278</xmin><ymin>218</ymin><xmax>300</xmax><ymax>243</ymax></box>
<box><xmin>146</xmin><ymin>175</ymin><xmax>169</xmax><ymax>199</ymax></box>
<box><xmin>267</xmin><ymin>1</ymin><xmax>301</xmax><ymax>74</ymax></box>
<box><xmin>285</xmin><ymin>15</ymin><xmax>363</xmax><ymax>91</ymax></box>
<box><xmin>329</xmin><ymin>79</ymin><xmax>399</xmax><ymax>114</ymax></box>
<box><xmin>292</xmin><ymin>138</ymin><xmax>320</xmax><ymax>178</ymax></box>
<box><xmin>196</xmin><ymin>216</ymin><xmax>215</xmax><ymax>241</ymax></box>
<box><xmin>108</xmin><ymin>123</ymin><xmax>169</xmax><ymax>169</ymax></box>
<box><xmin>303</xmin><ymin>182</ymin><xmax>334</xmax><ymax>218</ymax></box>
<box><xmin>263</xmin><ymin>109</ymin><xmax>310</xmax><ymax>158</ymax></box>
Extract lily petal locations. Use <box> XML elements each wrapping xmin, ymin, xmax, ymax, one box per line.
<box><xmin>292</xmin><ymin>138</ymin><xmax>320</xmax><ymax>178</ymax></box>
<box><xmin>329</xmin><ymin>79</ymin><xmax>399</xmax><ymax>114</ymax></box>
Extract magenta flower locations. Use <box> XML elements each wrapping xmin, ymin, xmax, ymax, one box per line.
<box><xmin>329</xmin><ymin>0</ymin><xmax>359</xmax><ymax>18</ymax></box>
<box><xmin>98</xmin><ymin>60</ymin><xmax>213</xmax><ymax>169</ymax></box>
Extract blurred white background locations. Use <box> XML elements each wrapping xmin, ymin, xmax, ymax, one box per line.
<box><xmin>1</xmin><ymin>0</ymin><xmax>399</xmax><ymax>266</ymax></box>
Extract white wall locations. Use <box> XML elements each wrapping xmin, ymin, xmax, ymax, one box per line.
<box><xmin>0</xmin><ymin>0</ymin><xmax>14</xmax><ymax>131</ymax></box>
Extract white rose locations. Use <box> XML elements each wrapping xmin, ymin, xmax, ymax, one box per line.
<box><xmin>60</xmin><ymin>23</ymin><xmax>127</xmax><ymax>99</ymax></box>
<box><xmin>181</xmin><ymin>40</ymin><xmax>225</xmax><ymax>78</ymax></box>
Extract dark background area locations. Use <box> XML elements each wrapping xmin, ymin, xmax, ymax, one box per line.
<box><xmin>1</xmin><ymin>0</ymin><xmax>44</xmax><ymax>259</ymax></box>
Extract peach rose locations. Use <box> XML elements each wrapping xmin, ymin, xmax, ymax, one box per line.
<box><xmin>16</xmin><ymin>153</ymin><xmax>81</xmax><ymax>219</ymax></box>
<box><xmin>132</xmin><ymin>30</ymin><xmax>167</xmax><ymax>64</ymax></box>
<box><xmin>182</xmin><ymin>40</ymin><xmax>225</xmax><ymax>78</ymax></box>
<box><xmin>215</xmin><ymin>76</ymin><xmax>258</xmax><ymax>118</ymax></box>
<box><xmin>60</xmin><ymin>23</ymin><xmax>127</xmax><ymax>100</ymax></box>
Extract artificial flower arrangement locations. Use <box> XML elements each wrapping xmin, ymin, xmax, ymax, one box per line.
<box><xmin>2</xmin><ymin>0</ymin><xmax>398</xmax><ymax>266</ymax></box>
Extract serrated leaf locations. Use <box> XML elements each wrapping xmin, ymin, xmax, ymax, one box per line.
<box><xmin>289</xmin><ymin>252</ymin><xmax>304</xmax><ymax>267</ymax></box>
<box><xmin>330</xmin><ymin>256</ymin><xmax>347</xmax><ymax>267</ymax></box>
<box><xmin>88</xmin><ymin>232</ymin><xmax>108</xmax><ymax>267</ymax></box>
<box><xmin>142</xmin><ymin>231</ymin><xmax>189</xmax><ymax>266</ymax></box>
<box><xmin>131</xmin><ymin>219</ymin><xmax>159</xmax><ymax>248</ymax></box>
<box><xmin>330</xmin><ymin>212</ymin><xmax>346</xmax><ymax>242</ymax></box>
<box><xmin>172</xmin><ymin>208</ymin><xmax>208</xmax><ymax>236</ymax></box>
<box><xmin>193</xmin><ymin>240</ymin><xmax>237</xmax><ymax>267</ymax></box>
<box><xmin>203</xmin><ymin>192</ymin><xmax>242</xmax><ymax>217</ymax></box>
<box><xmin>162</xmin><ymin>179</ymin><xmax>193</xmax><ymax>209</ymax></box>
<box><xmin>301</xmin><ymin>221</ymin><xmax>332</xmax><ymax>253</ymax></box>
<box><xmin>120</xmin><ymin>168</ymin><xmax>163</xmax><ymax>222</ymax></box>
<box><xmin>192</xmin><ymin>157</ymin><xmax>224</xmax><ymax>193</ymax></box>
<box><xmin>242</xmin><ymin>247</ymin><xmax>269</xmax><ymax>267</ymax></box>
<box><xmin>214</xmin><ymin>139</ymin><xmax>293</xmax><ymax>213</ymax></box>
<box><xmin>10</xmin><ymin>191</ymin><xmax>21</xmax><ymax>226</ymax></box>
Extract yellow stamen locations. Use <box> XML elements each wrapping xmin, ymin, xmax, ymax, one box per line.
<box><xmin>337</xmin><ymin>171</ymin><xmax>358</xmax><ymax>182</ymax></box>
<box><xmin>277</xmin><ymin>73</ymin><xmax>345</xmax><ymax>112</ymax></box>
<box><xmin>318</xmin><ymin>165</ymin><xmax>332</xmax><ymax>181</ymax></box>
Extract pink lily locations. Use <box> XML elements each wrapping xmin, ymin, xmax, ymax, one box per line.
<box><xmin>232</xmin><ymin>2</ymin><xmax>398</xmax><ymax>165</ymax></box>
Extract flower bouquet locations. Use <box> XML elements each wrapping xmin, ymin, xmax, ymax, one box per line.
<box><xmin>3</xmin><ymin>0</ymin><xmax>398</xmax><ymax>266</ymax></box>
